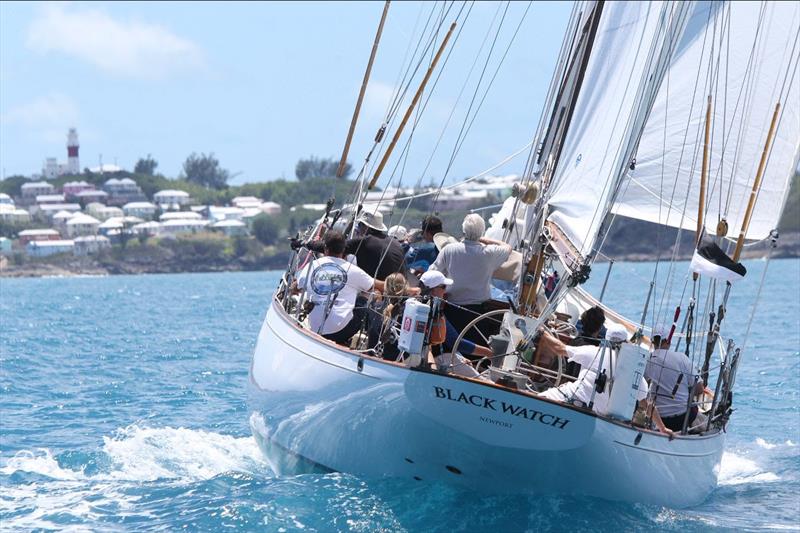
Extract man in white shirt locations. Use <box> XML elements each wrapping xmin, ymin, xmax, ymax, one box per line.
<box><xmin>296</xmin><ymin>231</ymin><xmax>384</xmax><ymax>346</ymax></box>
<box><xmin>646</xmin><ymin>325</ymin><xmax>704</xmax><ymax>431</ymax></box>
<box><xmin>537</xmin><ymin>327</ymin><xmax>674</xmax><ymax>437</ymax></box>
<box><xmin>430</xmin><ymin>213</ymin><xmax>511</xmax><ymax>345</ymax></box>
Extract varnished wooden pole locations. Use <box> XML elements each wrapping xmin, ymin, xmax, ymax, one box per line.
<box><xmin>733</xmin><ymin>102</ymin><xmax>781</xmax><ymax>261</ymax></box>
<box><xmin>337</xmin><ymin>1</ymin><xmax>391</xmax><ymax>178</ymax></box>
<box><xmin>696</xmin><ymin>95</ymin><xmax>712</xmax><ymax>244</ymax></box>
<box><xmin>368</xmin><ymin>21</ymin><xmax>457</xmax><ymax>190</ymax></box>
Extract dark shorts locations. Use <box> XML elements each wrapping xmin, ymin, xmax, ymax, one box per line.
<box><xmin>661</xmin><ymin>405</ymin><xmax>699</xmax><ymax>432</ymax></box>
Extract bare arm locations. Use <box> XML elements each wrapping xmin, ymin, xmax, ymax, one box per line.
<box><xmin>639</xmin><ymin>399</ymin><xmax>674</xmax><ymax>439</ymax></box>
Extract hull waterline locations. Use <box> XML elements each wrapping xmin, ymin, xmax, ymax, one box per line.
<box><xmin>248</xmin><ymin>300</ymin><xmax>724</xmax><ymax>508</ymax></box>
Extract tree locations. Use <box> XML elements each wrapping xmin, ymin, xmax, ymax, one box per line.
<box><xmin>295</xmin><ymin>156</ymin><xmax>352</xmax><ymax>181</ymax></box>
<box><xmin>134</xmin><ymin>155</ymin><xmax>158</xmax><ymax>175</ymax></box>
<box><xmin>181</xmin><ymin>152</ymin><xmax>230</xmax><ymax>189</ymax></box>
<box><xmin>252</xmin><ymin>214</ymin><xmax>281</xmax><ymax>246</ymax></box>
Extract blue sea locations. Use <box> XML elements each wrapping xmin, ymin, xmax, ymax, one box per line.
<box><xmin>1</xmin><ymin>259</ymin><xmax>798</xmax><ymax>531</ymax></box>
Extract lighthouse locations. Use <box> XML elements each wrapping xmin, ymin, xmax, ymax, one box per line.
<box><xmin>67</xmin><ymin>128</ymin><xmax>79</xmax><ymax>175</ymax></box>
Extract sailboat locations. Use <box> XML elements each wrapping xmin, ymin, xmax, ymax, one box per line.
<box><xmin>248</xmin><ymin>0</ymin><xmax>799</xmax><ymax>508</ymax></box>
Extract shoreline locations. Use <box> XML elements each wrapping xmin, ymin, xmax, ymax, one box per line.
<box><xmin>2</xmin><ymin>237</ymin><xmax>797</xmax><ymax>278</ymax></box>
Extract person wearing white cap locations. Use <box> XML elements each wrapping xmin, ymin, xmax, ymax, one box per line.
<box><xmin>537</xmin><ymin>325</ymin><xmax>674</xmax><ymax>437</ymax></box>
<box><xmin>646</xmin><ymin>324</ymin><xmax>705</xmax><ymax>432</ymax></box>
<box><xmin>419</xmin><ymin>271</ymin><xmax>491</xmax><ymax>378</ymax></box>
<box><xmin>301</xmin><ymin>210</ymin><xmax>406</xmax><ymax>281</ymax></box>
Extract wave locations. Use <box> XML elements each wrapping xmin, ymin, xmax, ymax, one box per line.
<box><xmin>1</xmin><ymin>425</ymin><xmax>269</xmax><ymax>483</ymax></box>
<box><xmin>717</xmin><ymin>451</ymin><xmax>780</xmax><ymax>486</ymax></box>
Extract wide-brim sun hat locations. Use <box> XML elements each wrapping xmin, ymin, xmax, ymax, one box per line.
<box><xmin>357</xmin><ymin>211</ymin><xmax>388</xmax><ymax>232</ymax></box>
<box><xmin>420</xmin><ymin>270</ymin><xmax>454</xmax><ymax>288</ymax></box>
<box><xmin>433</xmin><ymin>232</ymin><xmax>458</xmax><ymax>251</ymax></box>
<box><xmin>388</xmin><ymin>225</ymin><xmax>408</xmax><ymax>240</ymax></box>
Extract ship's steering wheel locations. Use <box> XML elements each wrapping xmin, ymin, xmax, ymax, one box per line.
<box><xmin>450</xmin><ymin>309</ymin><xmax>564</xmax><ymax>387</ymax></box>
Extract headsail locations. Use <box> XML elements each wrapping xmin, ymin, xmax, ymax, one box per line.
<box><xmin>544</xmin><ymin>1</ymin><xmax>691</xmax><ymax>259</ymax></box>
<box><xmin>612</xmin><ymin>1</ymin><xmax>800</xmax><ymax>243</ymax></box>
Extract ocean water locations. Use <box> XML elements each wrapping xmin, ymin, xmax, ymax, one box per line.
<box><xmin>1</xmin><ymin>259</ymin><xmax>798</xmax><ymax>532</ymax></box>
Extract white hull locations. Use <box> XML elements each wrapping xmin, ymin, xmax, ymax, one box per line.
<box><xmin>248</xmin><ymin>299</ymin><xmax>725</xmax><ymax>508</ymax></box>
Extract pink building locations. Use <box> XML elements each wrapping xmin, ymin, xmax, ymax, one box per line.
<box><xmin>63</xmin><ymin>180</ymin><xmax>95</xmax><ymax>199</ymax></box>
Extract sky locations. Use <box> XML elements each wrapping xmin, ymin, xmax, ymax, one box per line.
<box><xmin>0</xmin><ymin>1</ymin><xmax>572</xmax><ymax>186</ymax></box>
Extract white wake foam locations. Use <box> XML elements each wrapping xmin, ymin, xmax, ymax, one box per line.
<box><xmin>0</xmin><ymin>426</ymin><xmax>270</xmax><ymax>530</ymax></box>
<box><xmin>718</xmin><ymin>451</ymin><xmax>780</xmax><ymax>486</ymax></box>
<box><xmin>1</xmin><ymin>425</ymin><xmax>268</xmax><ymax>483</ymax></box>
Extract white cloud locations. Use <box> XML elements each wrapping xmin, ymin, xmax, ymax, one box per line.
<box><xmin>1</xmin><ymin>93</ymin><xmax>81</xmax><ymax>145</ymax></box>
<box><xmin>2</xmin><ymin>93</ymin><xmax>79</xmax><ymax>128</ymax></box>
<box><xmin>26</xmin><ymin>3</ymin><xmax>204</xmax><ymax>80</ymax></box>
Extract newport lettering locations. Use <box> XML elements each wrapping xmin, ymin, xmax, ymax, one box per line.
<box><xmin>433</xmin><ymin>386</ymin><xmax>570</xmax><ymax>430</ymax></box>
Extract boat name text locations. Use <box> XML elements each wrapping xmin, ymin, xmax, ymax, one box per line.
<box><xmin>434</xmin><ymin>386</ymin><xmax>570</xmax><ymax>429</ymax></box>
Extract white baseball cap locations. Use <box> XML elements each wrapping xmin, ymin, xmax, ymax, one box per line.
<box><xmin>605</xmin><ymin>324</ymin><xmax>629</xmax><ymax>343</ymax></box>
<box><xmin>420</xmin><ymin>270</ymin><xmax>454</xmax><ymax>288</ymax></box>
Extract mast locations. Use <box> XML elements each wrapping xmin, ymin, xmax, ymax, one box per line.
<box><xmin>368</xmin><ymin>21</ymin><xmax>457</xmax><ymax>190</ymax></box>
<box><xmin>336</xmin><ymin>1</ymin><xmax>391</xmax><ymax>178</ymax></box>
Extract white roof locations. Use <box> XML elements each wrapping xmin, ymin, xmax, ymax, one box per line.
<box><xmin>119</xmin><ymin>178</ymin><xmax>137</xmax><ymax>185</ymax></box>
<box><xmin>28</xmin><ymin>239</ymin><xmax>74</xmax><ymax>247</ymax></box>
<box><xmin>52</xmin><ymin>210</ymin><xmax>76</xmax><ymax>220</ymax></box>
<box><xmin>154</xmin><ymin>189</ymin><xmax>190</xmax><ymax>198</ymax></box>
<box><xmin>232</xmin><ymin>196</ymin><xmax>260</xmax><ymax>203</ymax></box>
<box><xmin>212</xmin><ymin>219</ymin><xmax>246</xmax><ymax>228</ymax></box>
<box><xmin>20</xmin><ymin>229</ymin><xmax>60</xmax><ymax>236</ymax></box>
<box><xmin>132</xmin><ymin>221</ymin><xmax>161</xmax><ymax>230</ymax></box>
<box><xmin>21</xmin><ymin>181</ymin><xmax>52</xmax><ymax>189</ymax></box>
<box><xmin>104</xmin><ymin>178</ymin><xmax>122</xmax><ymax>186</ymax></box>
<box><xmin>161</xmin><ymin>219</ymin><xmax>208</xmax><ymax>227</ymax></box>
<box><xmin>98</xmin><ymin>218</ymin><xmax>123</xmax><ymax>229</ymax></box>
<box><xmin>76</xmin><ymin>190</ymin><xmax>108</xmax><ymax>197</ymax></box>
<box><xmin>66</xmin><ymin>213</ymin><xmax>101</xmax><ymax>225</ymax></box>
<box><xmin>209</xmin><ymin>206</ymin><xmax>244</xmax><ymax>215</ymax></box>
<box><xmin>261</xmin><ymin>201</ymin><xmax>281</xmax><ymax>208</ymax></box>
<box><xmin>0</xmin><ymin>193</ymin><xmax>11</xmax><ymax>200</ymax></box>
<box><xmin>39</xmin><ymin>203</ymin><xmax>81</xmax><ymax>212</ymax></box>
<box><xmin>123</xmin><ymin>201</ymin><xmax>156</xmax><ymax>209</ymax></box>
<box><xmin>94</xmin><ymin>206</ymin><xmax>123</xmax><ymax>214</ymax></box>
<box><xmin>74</xmin><ymin>235</ymin><xmax>110</xmax><ymax>244</ymax></box>
<box><xmin>64</xmin><ymin>180</ymin><xmax>91</xmax><ymax>187</ymax></box>
<box><xmin>36</xmin><ymin>194</ymin><xmax>65</xmax><ymax>202</ymax></box>
<box><xmin>160</xmin><ymin>211</ymin><xmax>201</xmax><ymax>221</ymax></box>
<box><xmin>0</xmin><ymin>205</ymin><xmax>29</xmax><ymax>216</ymax></box>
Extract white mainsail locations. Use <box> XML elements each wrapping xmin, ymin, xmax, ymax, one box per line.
<box><xmin>612</xmin><ymin>1</ymin><xmax>800</xmax><ymax>243</ymax></box>
<box><xmin>545</xmin><ymin>1</ymin><xmax>691</xmax><ymax>258</ymax></box>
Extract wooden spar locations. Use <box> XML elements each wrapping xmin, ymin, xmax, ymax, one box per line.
<box><xmin>733</xmin><ymin>102</ymin><xmax>781</xmax><ymax>261</ymax></box>
<box><xmin>368</xmin><ymin>21</ymin><xmax>457</xmax><ymax>190</ymax></box>
<box><xmin>336</xmin><ymin>0</ymin><xmax>391</xmax><ymax>178</ymax></box>
<box><xmin>696</xmin><ymin>95</ymin><xmax>712</xmax><ymax>244</ymax></box>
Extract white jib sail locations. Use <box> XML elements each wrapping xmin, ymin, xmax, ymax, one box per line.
<box><xmin>545</xmin><ymin>1</ymin><xmax>683</xmax><ymax>258</ymax></box>
<box><xmin>613</xmin><ymin>1</ymin><xmax>800</xmax><ymax>243</ymax></box>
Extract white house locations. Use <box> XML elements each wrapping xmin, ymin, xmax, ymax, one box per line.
<box><xmin>211</xmin><ymin>219</ymin><xmax>248</xmax><ymax>237</ymax></box>
<box><xmin>36</xmin><ymin>203</ymin><xmax>82</xmax><ymax>220</ymax></box>
<box><xmin>21</xmin><ymin>181</ymin><xmax>55</xmax><ymax>200</ymax></box>
<box><xmin>0</xmin><ymin>193</ymin><xmax>13</xmax><ymax>205</ymax></box>
<box><xmin>123</xmin><ymin>201</ymin><xmax>157</xmax><ymax>220</ymax></box>
<box><xmin>131</xmin><ymin>221</ymin><xmax>161</xmax><ymax>237</ymax></box>
<box><xmin>73</xmin><ymin>235</ymin><xmax>110</xmax><ymax>256</ymax></box>
<box><xmin>0</xmin><ymin>205</ymin><xmax>30</xmax><ymax>223</ymax></box>
<box><xmin>231</xmin><ymin>196</ymin><xmax>262</xmax><ymax>209</ymax></box>
<box><xmin>65</xmin><ymin>213</ymin><xmax>100</xmax><ymax>237</ymax></box>
<box><xmin>260</xmin><ymin>201</ymin><xmax>282</xmax><ymax>216</ymax></box>
<box><xmin>36</xmin><ymin>194</ymin><xmax>66</xmax><ymax>205</ymax></box>
<box><xmin>159</xmin><ymin>219</ymin><xmax>208</xmax><ymax>235</ymax></box>
<box><xmin>19</xmin><ymin>228</ymin><xmax>60</xmax><ymax>244</ymax></box>
<box><xmin>86</xmin><ymin>204</ymin><xmax>124</xmax><ymax>221</ymax></box>
<box><xmin>52</xmin><ymin>210</ymin><xmax>75</xmax><ymax>232</ymax></box>
<box><xmin>153</xmin><ymin>189</ymin><xmax>190</xmax><ymax>209</ymax></box>
<box><xmin>75</xmin><ymin>190</ymin><xmax>109</xmax><ymax>204</ymax></box>
<box><xmin>208</xmin><ymin>206</ymin><xmax>244</xmax><ymax>223</ymax></box>
<box><xmin>27</xmin><ymin>239</ymin><xmax>74</xmax><ymax>257</ymax></box>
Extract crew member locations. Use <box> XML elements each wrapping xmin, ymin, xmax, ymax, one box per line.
<box><xmin>296</xmin><ymin>231</ymin><xmax>384</xmax><ymax>346</ymax></box>
<box><xmin>646</xmin><ymin>324</ymin><xmax>705</xmax><ymax>432</ymax></box>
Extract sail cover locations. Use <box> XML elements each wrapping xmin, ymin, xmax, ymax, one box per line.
<box><xmin>613</xmin><ymin>1</ymin><xmax>800</xmax><ymax>243</ymax></box>
<box><xmin>546</xmin><ymin>1</ymin><xmax>683</xmax><ymax>257</ymax></box>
